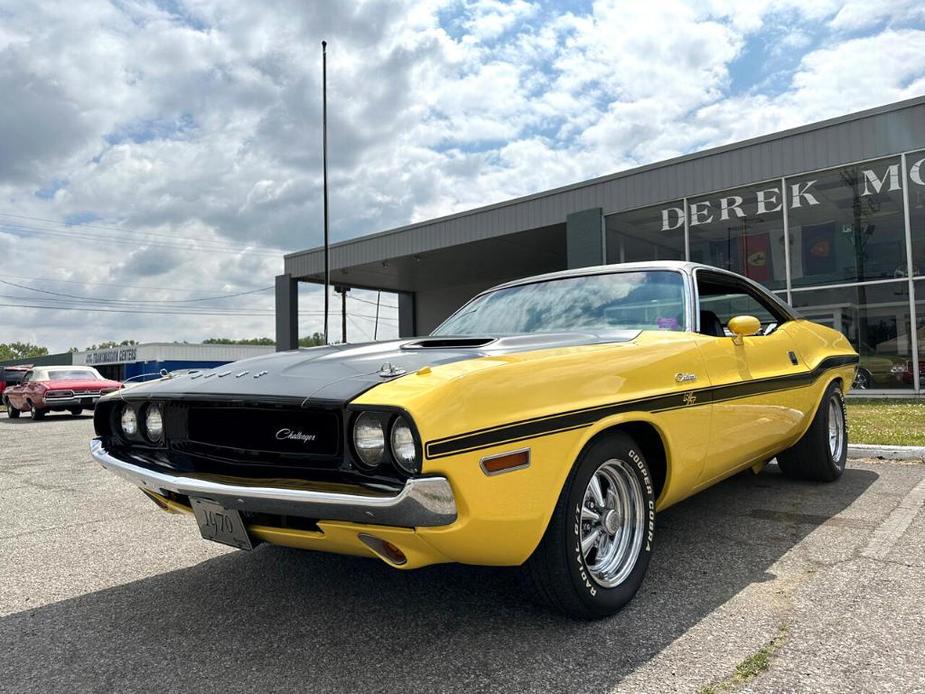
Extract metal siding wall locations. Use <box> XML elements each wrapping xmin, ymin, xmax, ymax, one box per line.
<box><xmin>286</xmin><ymin>100</ymin><xmax>925</xmax><ymax>279</ymax></box>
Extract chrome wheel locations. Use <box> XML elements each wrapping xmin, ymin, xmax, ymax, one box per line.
<box><xmin>579</xmin><ymin>458</ymin><xmax>646</xmax><ymax>588</ymax></box>
<box><xmin>828</xmin><ymin>398</ymin><xmax>844</xmax><ymax>460</ymax></box>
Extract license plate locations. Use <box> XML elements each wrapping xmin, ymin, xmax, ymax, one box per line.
<box><xmin>189</xmin><ymin>498</ymin><xmax>253</xmax><ymax>550</ymax></box>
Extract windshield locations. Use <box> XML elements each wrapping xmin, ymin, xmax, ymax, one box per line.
<box><xmin>433</xmin><ymin>270</ymin><xmax>687</xmax><ymax>336</ymax></box>
<box><xmin>43</xmin><ymin>368</ymin><xmax>102</xmax><ymax>381</ymax></box>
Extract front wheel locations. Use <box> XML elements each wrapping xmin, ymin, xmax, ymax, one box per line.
<box><xmin>31</xmin><ymin>406</ymin><xmax>47</xmax><ymax>420</ymax></box>
<box><xmin>777</xmin><ymin>381</ymin><xmax>847</xmax><ymax>482</ymax></box>
<box><xmin>522</xmin><ymin>432</ymin><xmax>656</xmax><ymax>619</ymax></box>
<box><xmin>5</xmin><ymin>401</ymin><xmax>20</xmax><ymax>419</ymax></box>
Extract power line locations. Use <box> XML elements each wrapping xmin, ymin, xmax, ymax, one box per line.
<box><xmin>0</xmin><ymin>212</ymin><xmax>286</xmax><ymax>256</ymax></box>
<box><xmin>0</xmin><ymin>302</ymin><xmax>285</xmax><ymax>317</ymax></box>
<box><xmin>348</xmin><ymin>294</ymin><xmax>398</xmax><ymax>309</ymax></box>
<box><xmin>0</xmin><ymin>279</ymin><xmax>273</xmax><ymax>304</ymax></box>
<box><xmin>0</xmin><ymin>298</ymin><xmax>397</xmax><ymax>321</ymax></box>
<box><xmin>0</xmin><ymin>221</ymin><xmax>282</xmax><ymax>257</ymax></box>
<box><xmin>0</xmin><ymin>272</ymin><xmax>271</xmax><ymax>294</ymax></box>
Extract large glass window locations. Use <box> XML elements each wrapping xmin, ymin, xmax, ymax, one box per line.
<box><xmin>912</xmin><ymin>280</ymin><xmax>925</xmax><ymax>389</ymax></box>
<box><xmin>907</xmin><ymin>150</ymin><xmax>925</xmax><ymax>277</ymax></box>
<box><xmin>790</xmin><ymin>281</ymin><xmax>913</xmax><ymax>390</ymax></box>
<box><xmin>688</xmin><ymin>181</ymin><xmax>787</xmax><ymax>290</ymax></box>
<box><xmin>434</xmin><ymin>271</ymin><xmax>686</xmax><ymax>336</ymax></box>
<box><xmin>787</xmin><ymin>156</ymin><xmax>907</xmax><ymax>288</ymax></box>
<box><xmin>605</xmin><ymin>203</ymin><xmax>685</xmax><ymax>263</ymax></box>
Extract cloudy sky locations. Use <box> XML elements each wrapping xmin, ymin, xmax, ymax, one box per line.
<box><xmin>1</xmin><ymin>0</ymin><xmax>923</xmax><ymax>352</ymax></box>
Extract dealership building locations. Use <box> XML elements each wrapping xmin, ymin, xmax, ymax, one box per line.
<box><xmin>278</xmin><ymin>97</ymin><xmax>925</xmax><ymax>394</ymax></box>
<box><xmin>0</xmin><ymin>343</ymin><xmax>273</xmax><ymax>382</ymax></box>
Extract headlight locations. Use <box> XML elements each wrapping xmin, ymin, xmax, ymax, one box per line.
<box><xmin>120</xmin><ymin>405</ymin><xmax>137</xmax><ymax>436</ymax></box>
<box><xmin>144</xmin><ymin>405</ymin><xmax>163</xmax><ymax>442</ymax></box>
<box><xmin>390</xmin><ymin>416</ymin><xmax>419</xmax><ymax>475</ymax></box>
<box><xmin>353</xmin><ymin>412</ymin><xmax>386</xmax><ymax>468</ymax></box>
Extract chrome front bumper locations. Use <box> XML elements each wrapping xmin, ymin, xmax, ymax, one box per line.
<box><xmin>89</xmin><ymin>438</ymin><xmax>457</xmax><ymax>528</ymax></box>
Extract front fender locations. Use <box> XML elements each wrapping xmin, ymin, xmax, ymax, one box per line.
<box><xmin>417</xmin><ymin>407</ymin><xmax>703</xmax><ymax>567</ymax></box>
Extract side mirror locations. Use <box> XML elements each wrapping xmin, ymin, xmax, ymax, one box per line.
<box><xmin>728</xmin><ymin>315</ymin><xmax>761</xmax><ymax>345</ymax></box>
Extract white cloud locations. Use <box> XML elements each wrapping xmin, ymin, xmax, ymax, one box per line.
<box><xmin>0</xmin><ymin>0</ymin><xmax>923</xmax><ymax>351</ymax></box>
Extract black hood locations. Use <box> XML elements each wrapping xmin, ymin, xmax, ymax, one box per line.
<box><xmin>114</xmin><ymin>331</ymin><xmax>639</xmax><ymax>406</ymax></box>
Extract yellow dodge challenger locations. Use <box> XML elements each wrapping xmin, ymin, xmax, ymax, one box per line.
<box><xmin>91</xmin><ymin>262</ymin><xmax>858</xmax><ymax>619</ymax></box>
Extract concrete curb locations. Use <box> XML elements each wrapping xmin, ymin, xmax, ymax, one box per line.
<box><xmin>848</xmin><ymin>444</ymin><xmax>925</xmax><ymax>461</ymax></box>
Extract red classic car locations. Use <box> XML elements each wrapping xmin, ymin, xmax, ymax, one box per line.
<box><xmin>3</xmin><ymin>366</ymin><xmax>121</xmax><ymax>419</ymax></box>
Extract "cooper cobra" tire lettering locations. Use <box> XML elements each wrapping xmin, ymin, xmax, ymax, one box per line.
<box><xmin>574</xmin><ymin>502</ymin><xmax>597</xmax><ymax>595</ymax></box>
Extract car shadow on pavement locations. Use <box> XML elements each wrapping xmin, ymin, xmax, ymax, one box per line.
<box><xmin>1</xmin><ymin>465</ymin><xmax>877</xmax><ymax>693</ymax></box>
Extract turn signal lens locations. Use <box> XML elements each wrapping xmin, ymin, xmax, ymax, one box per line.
<box><xmin>120</xmin><ymin>405</ymin><xmax>138</xmax><ymax>436</ymax></box>
<box><xmin>353</xmin><ymin>412</ymin><xmax>386</xmax><ymax>468</ymax></box>
<box><xmin>145</xmin><ymin>405</ymin><xmax>163</xmax><ymax>441</ymax></box>
<box><xmin>480</xmin><ymin>449</ymin><xmax>530</xmax><ymax>476</ymax></box>
<box><xmin>390</xmin><ymin>416</ymin><xmax>419</xmax><ymax>475</ymax></box>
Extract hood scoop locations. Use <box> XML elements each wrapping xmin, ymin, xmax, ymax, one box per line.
<box><xmin>402</xmin><ymin>337</ymin><xmax>496</xmax><ymax>349</ymax></box>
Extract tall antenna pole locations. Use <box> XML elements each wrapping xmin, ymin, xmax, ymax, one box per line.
<box><xmin>321</xmin><ymin>40</ymin><xmax>330</xmax><ymax>344</ymax></box>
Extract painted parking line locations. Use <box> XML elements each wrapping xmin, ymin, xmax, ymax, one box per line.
<box><xmin>861</xmin><ymin>477</ymin><xmax>925</xmax><ymax>560</ymax></box>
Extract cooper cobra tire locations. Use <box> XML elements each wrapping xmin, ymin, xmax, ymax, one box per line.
<box><xmin>521</xmin><ymin>432</ymin><xmax>656</xmax><ymax>620</ymax></box>
<box><xmin>5</xmin><ymin>401</ymin><xmax>19</xmax><ymax>419</ymax></box>
<box><xmin>777</xmin><ymin>381</ymin><xmax>847</xmax><ymax>482</ymax></box>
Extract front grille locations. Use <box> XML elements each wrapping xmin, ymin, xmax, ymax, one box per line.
<box><xmin>161</xmin><ymin>401</ymin><xmax>343</xmax><ymax>470</ymax></box>
<box><xmin>186</xmin><ymin>406</ymin><xmax>340</xmax><ymax>457</ymax></box>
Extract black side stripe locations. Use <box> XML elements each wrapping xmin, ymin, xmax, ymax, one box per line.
<box><xmin>424</xmin><ymin>354</ymin><xmax>858</xmax><ymax>459</ymax></box>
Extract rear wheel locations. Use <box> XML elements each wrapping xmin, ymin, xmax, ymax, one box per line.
<box><xmin>30</xmin><ymin>405</ymin><xmax>47</xmax><ymax>420</ymax></box>
<box><xmin>522</xmin><ymin>432</ymin><xmax>656</xmax><ymax>619</ymax></box>
<box><xmin>69</xmin><ymin>407</ymin><xmax>82</xmax><ymax>417</ymax></box>
<box><xmin>777</xmin><ymin>381</ymin><xmax>847</xmax><ymax>482</ymax></box>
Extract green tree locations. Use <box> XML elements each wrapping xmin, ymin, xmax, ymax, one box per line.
<box><xmin>298</xmin><ymin>333</ymin><xmax>326</xmax><ymax>347</ymax></box>
<box><xmin>84</xmin><ymin>339</ymin><xmax>138</xmax><ymax>351</ymax></box>
<box><xmin>0</xmin><ymin>342</ymin><xmax>49</xmax><ymax>361</ymax></box>
<box><xmin>202</xmin><ymin>337</ymin><xmax>276</xmax><ymax>346</ymax></box>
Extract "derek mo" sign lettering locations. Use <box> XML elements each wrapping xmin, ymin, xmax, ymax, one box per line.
<box><xmin>660</xmin><ymin>157</ymin><xmax>925</xmax><ymax>231</ymax></box>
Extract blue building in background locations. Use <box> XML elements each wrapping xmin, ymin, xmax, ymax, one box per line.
<box><xmin>71</xmin><ymin>343</ymin><xmax>275</xmax><ymax>382</ymax></box>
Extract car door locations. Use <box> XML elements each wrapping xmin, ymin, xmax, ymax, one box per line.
<box><xmin>691</xmin><ymin>270</ymin><xmax>814</xmax><ymax>487</ymax></box>
<box><xmin>8</xmin><ymin>371</ymin><xmax>32</xmax><ymax>409</ymax></box>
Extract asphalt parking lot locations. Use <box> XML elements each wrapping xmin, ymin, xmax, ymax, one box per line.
<box><xmin>1</xmin><ymin>415</ymin><xmax>924</xmax><ymax>693</ymax></box>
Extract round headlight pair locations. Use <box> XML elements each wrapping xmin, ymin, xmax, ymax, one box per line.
<box><xmin>352</xmin><ymin>412</ymin><xmax>419</xmax><ymax>475</ymax></box>
<box><xmin>119</xmin><ymin>404</ymin><xmax>163</xmax><ymax>442</ymax></box>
